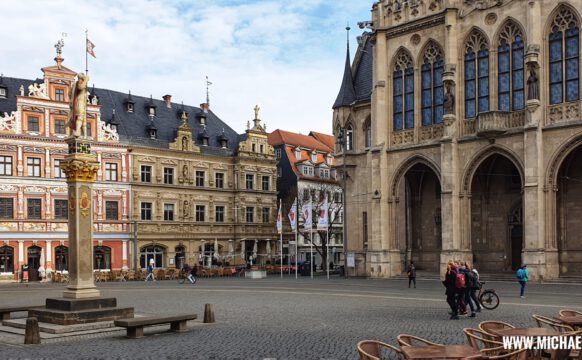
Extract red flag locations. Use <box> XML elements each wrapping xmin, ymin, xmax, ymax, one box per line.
<box><xmin>86</xmin><ymin>38</ymin><xmax>96</xmax><ymax>58</ymax></box>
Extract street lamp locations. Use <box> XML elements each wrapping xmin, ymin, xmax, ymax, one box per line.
<box><xmin>335</xmin><ymin>128</ymin><xmax>348</xmax><ymax>279</ymax></box>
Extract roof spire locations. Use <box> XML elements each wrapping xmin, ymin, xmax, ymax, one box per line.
<box><xmin>54</xmin><ymin>34</ymin><xmax>66</xmax><ymax>69</ymax></box>
<box><xmin>332</xmin><ymin>23</ymin><xmax>356</xmax><ymax>109</ymax></box>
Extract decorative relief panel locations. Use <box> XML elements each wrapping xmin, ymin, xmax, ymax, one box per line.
<box><xmin>419</xmin><ymin>124</ymin><xmax>444</xmax><ymax>141</ymax></box>
<box><xmin>0</xmin><ymin>184</ymin><xmax>17</xmax><ymax>192</ymax></box>
<box><xmin>23</xmin><ymin>146</ymin><xmax>44</xmax><ymax>154</ymax></box>
<box><xmin>0</xmin><ymin>222</ymin><xmax>18</xmax><ymax>231</ymax></box>
<box><xmin>23</xmin><ymin>222</ymin><xmax>47</xmax><ymax>232</ymax></box>
<box><xmin>547</xmin><ymin>103</ymin><xmax>581</xmax><ymax>125</ymax></box>
<box><xmin>391</xmin><ymin>129</ymin><xmax>414</xmax><ymax>146</ymax></box>
<box><xmin>101</xmin><ymin>153</ymin><xmax>122</xmax><ymax>159</ymax></box>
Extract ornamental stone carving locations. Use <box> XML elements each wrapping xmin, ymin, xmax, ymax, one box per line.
<box><xmin>0</xmin><ymin>111</ymin><xmax>16</xmax><ymax>132</ymax></box>
<box><xmin>28</xmin><ymin>82</ymin><xmax>49</xmax><ymax>99</ymax></box>
<box><xmin>99</xmin><ymin>120</ymin><xmax>119</xmax><ymax>142</ymax></box>
<box><xmin>60</xmin><ymin>157</ymin><xmax>100</xmax><ymax>182</ymax></box>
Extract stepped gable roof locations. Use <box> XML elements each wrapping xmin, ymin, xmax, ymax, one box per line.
<box><xmin>268</xmin><ymin>129</ymin><xmax>333</xmax><ymax>153</ymax></box>
<box><xmin>352</xmin><ymin>33</ymin><xmax>373</xmax><ymax>103</ymax></box>
<box><xmin>332</xmin><ymin>40</ymin><xmax>357</xmax><ymax>109</ymax></box>
<box><xmin>93</xmin><ymin>88</ymin><xmax>240</xmax><ymax>156</ymax></box>
<box><xmin>0</xmin><ymin>76</ymin><xmax>40</xmax><ymax>115</ymax></box>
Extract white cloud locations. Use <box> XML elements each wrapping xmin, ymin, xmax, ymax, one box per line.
<box><xmin>0</xmin><ymin>0</ymin><xmax>371</xmax><ymax>134</ymax></box>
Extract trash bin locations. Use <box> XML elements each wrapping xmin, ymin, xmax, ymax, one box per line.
<box><xmin>339</xmin><ymin>265</ymin><xmax>345</xmax><ymax>277</ymax></box>
<box><xmin>300</xmin><ymin>262</ymin><xmax>311</xmax><ymax>276</ymax></box>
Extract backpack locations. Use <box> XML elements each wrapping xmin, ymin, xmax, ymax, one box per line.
<box><xmin>465</xmin><ymin>270</ymin><xmax>477</xmax><ymax>288</ymax></box>
<box><xmin>455</xmin><ymin>272</ymin><xmax>466</xmax><ymax>288</ymax></box>
<box><xmin>516</xmin><ymin>268</ymin><xmax>524</xmax><ymax>281</ymax></box>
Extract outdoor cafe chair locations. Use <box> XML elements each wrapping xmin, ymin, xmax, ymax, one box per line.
<box><xmin>532</xmin><ymin>314</ymin><xmax>575</xmax><ymax>333</ymax></box>
<box><xmin>396</xmin><ymin>334</ymin><xmax>441</xmax><ymax>347</ymax></box>
<box><xmin>478</xmin><ymin>321</ymin><xmax>515</xmax><ymax>341</ymax></box>
<box><xmin>560</xmin><ymin>309</ymin><xmax>582</xmax><ymax>317</ymax></box>
<box><xmin>463</xmin><ymin>328</ymin><xmax>503</xmax><ymax>352</ymax></box>
<box><xmin>357</xmin><ymin>340</ymin><xmax>404</xmax><ymax>360</ymax></box>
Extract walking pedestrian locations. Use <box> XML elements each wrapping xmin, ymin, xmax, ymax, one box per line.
<box><xmin>459</xmin><ymin>262</ymin><xmax>478</xmax><ymax>317</ymax></box>
<box><xmin>189</xmin><ymin>265</ymin><xmax>198</xmax><ymax>284</ymax></box>
<box><xmin>517</xmin><ymin>264</ymin><xmax>529</xmax><ymax>298</ymax></box>
<box><xmin>407</xmin><ymin>260</ymin><xmax>416</xmax><ymax>288</ymax></box>
<box><xmin>467</xmin><ymin>262</ymin><xmax>482</xmax><ymax>312</ymax></box>
<box><xmin>145</xmin><ymin>262</ymin><xmax>155</xmax><ymax>281</ymax></box>
<box><xmin>443</xmin><ymin>261</ymin><xmax>459</xmax><ymax>320</ymax></box>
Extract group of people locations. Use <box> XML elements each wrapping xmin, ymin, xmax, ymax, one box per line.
<box><xmin>443</xmin><ymin>260</ymin><xmax>483</xmax><ymax>320</ymax></box>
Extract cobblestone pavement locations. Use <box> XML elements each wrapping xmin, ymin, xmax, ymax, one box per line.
<box><xmin>1</xmin><ymin>276</ymin><xmax>581</xmax><ymax>360</ymax></box>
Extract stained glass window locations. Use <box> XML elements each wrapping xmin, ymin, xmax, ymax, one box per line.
<box><xmin>498</xmin><ymin>22</ymin><xmax>525</xmax><ymax>112</ymax></box>
<box><xmin>393</xmin><ymin>51</ymin><xmax>414</xmax><ymax>130</ymax></box>
<box><xmin>549</xmin><ymin>7</ymin><xmax>580</xmax><ymax>105</ymax></box>
<box><xmin>421</xmin><ymin>42</ymin><xmax>444</xmax><ymax>126</ymax></box>
<box><xmin>465</xmin><ymin>30</ymin><xmax>489</xmax><ymax>118</ymax></box>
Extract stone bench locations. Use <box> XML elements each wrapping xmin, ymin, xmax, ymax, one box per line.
<box><xmin>0</xmin><ymin>305</ymin><xmax>44</xmax><ymax>320</ymax></box>
<box><xmin>114</xmin><ymin>313</ymin><xmax>197</xmax><ymax>339</ymax></box>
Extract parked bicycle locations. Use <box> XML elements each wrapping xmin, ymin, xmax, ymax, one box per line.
<box><xmin>477</xmin><ymin>281</ymin><xmax>500</xmax><ymax>310</ymax></box>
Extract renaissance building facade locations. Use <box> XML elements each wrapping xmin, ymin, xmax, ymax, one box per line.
<box><xmin>334</xmin><ymin>0</ymin><xmax>582</xmax><ymax>280</ymax></box>
<box><xmin>0</xmin><ymin>47</ymin><xmax>277</xmax><ymax>281</ymax></box>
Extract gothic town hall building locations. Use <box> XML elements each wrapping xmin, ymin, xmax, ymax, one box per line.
<box><xmin>333</xmin><ymin>0</ymin><xmax>582</xmax><ymax>280</ymax></box>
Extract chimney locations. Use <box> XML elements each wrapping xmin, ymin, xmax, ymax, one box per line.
<box><xmin>163</xmin><ymin>94</ymin><xmax>172</xmax><ymax>108</ymax></box>
<box><xmin>200</xmin><ymin>103</ymin><xmax>209</xmax><ymax>113</ymax></box>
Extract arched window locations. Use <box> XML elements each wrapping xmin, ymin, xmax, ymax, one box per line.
<box><xmin>549</xmin><ymin>7</ymin><xmax>580</xmax><ymax>105</ymax></box>
<box><xmin>364</xmin><ymin>119</ymin><xmax>372</xmax><ymax>147</ymax></box>
<box><xmin>140</xmin><ymin>245</ymin><xmax>165</xmax><ymax>269</ymax></box>
<box><xmin>345</xmin><ymin>125</ymin><xmax>353</xmax><ymax>151</ymax></box>
<box><xmin>421</xmin><ymin>42</ymin><xmax>444</xmax><ymax>126</ymax></box>
<box><xmin>498</xmin><ymin>22</ymin><xmax>525</xmax><ymax>111</ymax></box>
<box><xmin>94</xmin><ymin>246</ymin><xmax>111</xmax><ymax>270</ymax></box>
<box><xmin>393</xmin><ymin>51</ymin><xmax>414</xmax><ymax>130</ymax></box>
<box><xmin>0</xmin><ymin>246</ymin><xmax>14</xmax><ymax>273</ymax></box>
<box><xmin>465</xmin><ymin>30</ymin><xmax>490</xmax><ymax>118</ymax></box>
<box><xmin>54</xmin><ymin>245</ymin><xmax>68</xmax><ymax>272</ymax></box>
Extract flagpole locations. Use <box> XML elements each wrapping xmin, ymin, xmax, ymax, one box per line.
<box><xmin>310</xmin><ymin>196</ymin><xmax>313</xmax><ymax>280</ymax></box>
<box><xmin>85</xmin><ymin>29</ymin><xmax>88</xmax><ymax>74</ymax></box>
<box><xmin>295</xmin><ymin>198</ymin><xmax>298</xmax><ymax>280</ymax></box>
<box><xmin>280</xmin><ymin>200</ymin><xmax>283</xmax><ymax>280</ymax></box>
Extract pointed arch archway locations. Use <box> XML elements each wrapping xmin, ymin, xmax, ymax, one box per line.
<box><xmin>464</xmin><ymin>147</ymin><xmax>524</xmax><ymax>272</ymax></box>
<box><xmin>546</xmin><ymin>132</ymin><xmax>582</xmax><ymax>275</ymax></box>
<box><xmin>391</xmin><ymin>155</ymin><xmax>442</xmax><ymax>271</ymax></box>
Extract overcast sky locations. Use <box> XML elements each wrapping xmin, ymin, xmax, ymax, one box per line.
<box><xmin>0</xmin><ymin>0</ymin><xmax>372</xmax><ymax>134</ymax></box>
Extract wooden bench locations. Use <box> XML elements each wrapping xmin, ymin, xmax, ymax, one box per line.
<box><xmin>114</xmin><ymin>313</ymin><xmax>197</xmax><ymax>339</ymax></box>
<box><xmin>0</xmin><ymin>305</ymin><xmax>44</xmax><ymax>320</ymax></box>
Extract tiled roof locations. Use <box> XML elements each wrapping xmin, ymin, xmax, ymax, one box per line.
<box><xmin>94</xmin><ymin>88</ymin><xmax>239</xmax><ymax>156</ymax></box>
<box><xmin>309</xmin><ymin>131</ymin><xmax>335</xmax><ymax>150</ymax></box>
<box><xmin>353</xmin><ymin>33</ymin><xmax>373</xmax><ymax>103</ymax></box>
<box><xmin>268</xmin><ymin>129</ymin><xmax>333</xmax><ymax>153</ymax></box>
<box><xmin>0</xmin><ymin>76</ymin><xmax>240</xmax><ymax>156</ymax></box>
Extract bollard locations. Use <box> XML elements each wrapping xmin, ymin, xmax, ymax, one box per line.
<box><xmin>24</xmin><ymin>317</ymin><xmax>40</xmax><ymax>344</ymax></box>
<box><xmin>203</xmin><ymin>303</ymin><xmax>215</xmax><ymax>323</ymax></box>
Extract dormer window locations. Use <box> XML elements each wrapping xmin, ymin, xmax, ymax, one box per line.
<box><xmin>125</xmin><ymin>91</ymin><xmax>135</xmax><ymax>113</ymax></box>
<box><xmin>55</xmin><ymin>88</ymin><xmax>65</xmax><ymax>102</ymax></box>
<box><xmin>109</xmin><ymin>110</ymin><xmax>119</xmax><ymax>132</ymax></box>
<box><xmin>147</xmin><ymin>124</ymin><xmax>157</xmax><ymax>139</ymax></box>
<box><xmin>199</xmin><ymin>114</ymin><xmax>207</xmax><ymax>126</ymax></box>
<box><xmin>200</xmin><ymin>128</ymin><xmax>209</xmax><ymax>146</ymax></box>
<box><xmin>218</xmin><ymin>131</ymin><xmax>228</xmax><ymax>148</ymax></box>
<box><xmin>311</xmin><ymin>152</ymin><xmax>317</xmax><ymax>163</ymax></box>
<box><xmin>295</xmin><ymin>148</ymin><xmax>301</xmax><ymax>159</ymax></box>
<box><xmin>146</xmin><ymin>96</ymin><xmax>156</xmax><ymax>116</ymax></box>
<box><xmin>0</xmin><ymin>87</ymin><xmax>6</xmax><ymax>99</ymax></box>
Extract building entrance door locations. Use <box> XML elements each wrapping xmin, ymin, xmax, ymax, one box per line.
<box><xmin>511</xmin><ymin>226</ymin><xmax>523</xmax><ymax>271</ymax></box>
<box><xmin>27</xmin><ymin>246</ymin><xmax>42</xmax><ymax>281</ymax></box>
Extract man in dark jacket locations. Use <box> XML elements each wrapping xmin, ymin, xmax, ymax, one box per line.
<box><xmin>443</xmin><ymin>261</ymin><xmax>459</xmax><ymax>320</ymax></box>
<box><xmin>458</xmin><ymin>264</ymin><xmax>478</xmax><ymax>317</ymax></box>
<box><xmin>407</xmin><ymin>261</ymin><xmax>416</xmax><ymax>288</ymax></box>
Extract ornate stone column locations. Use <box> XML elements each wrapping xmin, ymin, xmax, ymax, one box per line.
<box><xmin>60</xmin><ymin>138</ymin><xmax>100</xmax><ymax>299</ymax></box>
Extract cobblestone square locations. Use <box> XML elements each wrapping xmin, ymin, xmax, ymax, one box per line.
<box><xmin>1</xmin><ymin>277</ymin><xmax>581</xmax><ymax>359</ymax></box>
